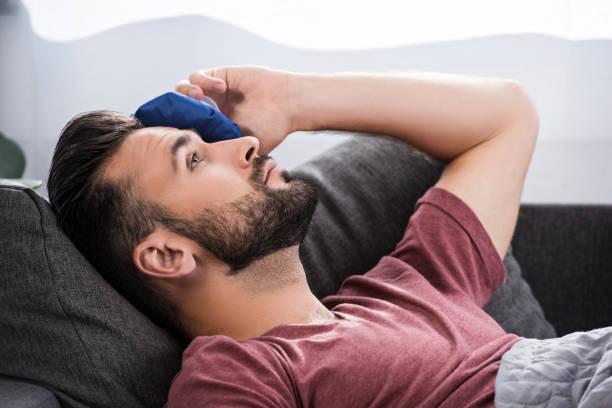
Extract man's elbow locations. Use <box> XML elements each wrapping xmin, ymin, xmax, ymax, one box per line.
<box><xmin>503</xmin><ymin>80</ymin><xmax>540</xmax><ymax>141</ymax></box>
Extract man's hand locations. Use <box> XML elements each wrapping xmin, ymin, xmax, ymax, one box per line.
<box><xmin>175</xmin><ymin>66</ymin><xmax>295</xmax><ymax>155</ymax></box>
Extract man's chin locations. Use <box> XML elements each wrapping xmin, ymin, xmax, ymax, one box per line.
<box><xmin>188</xmin><ymin>170</ymin><xmax>319</xmax><ymax>277</ymax></box>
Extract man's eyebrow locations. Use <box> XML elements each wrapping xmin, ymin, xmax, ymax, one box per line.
<box><xmin>170</xmin><ymin>133</ymin><xmax>192</xmax><ymax>172</ymax></box>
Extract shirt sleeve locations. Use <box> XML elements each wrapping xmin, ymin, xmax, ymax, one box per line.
<box><xmin>165</xmin><ymin>336</ymin><xmax>297</xmax><ymax>408</ymax></box>
<box><xmin>388</xmin><ymin>187</ymin><xmax>506</xmax><ymax>307</ymax></box>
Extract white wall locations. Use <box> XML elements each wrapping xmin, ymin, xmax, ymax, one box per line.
<box><xmin>1</xmin><ymin>2</ymin><xmax>611</xmax><ymax>203</ymax></box>
<box><xmin>0</xmin><ymin>0</ymin><xmax>36</xmax><ymax>181</ymax></box>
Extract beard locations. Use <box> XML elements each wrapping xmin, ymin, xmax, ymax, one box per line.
<box><xmin>163</xmin><ymin>155</ymin><xmax>319</xmax><ymax>275</ymax></box>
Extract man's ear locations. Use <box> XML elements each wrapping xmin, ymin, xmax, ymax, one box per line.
<box><xmin>133</xmin><ymin>228</ymin><xmax>197</xmax><ymax>279</ymax></box>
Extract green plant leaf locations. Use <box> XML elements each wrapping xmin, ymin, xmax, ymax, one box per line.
<box><xmin>0</xmin><ymin>131</ymin><xmax>26</xmax><ymax>178</ymax></box>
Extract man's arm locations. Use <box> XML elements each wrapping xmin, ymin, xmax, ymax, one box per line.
<box><xmin>289</xmin><ymin>71</ymin><xmax>539</xmax><ymax>260</ymax></box>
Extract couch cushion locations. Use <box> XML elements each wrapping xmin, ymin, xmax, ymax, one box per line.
<box><xmin>0</xmin><ymin>376</ymin><xmax>60</xmax><ymax>408</ymax></box>
<box><xmin>513</xmin><ymin>204</ymin><xmax>612</xmax><ymax>335</ymax></box>
<box><xmin>0</xmin><ymin>131</ymin><xmax>555</xmax><ymax>408</ymax></box>
<box><xmin>0</xmin><ymin>185</ymin><xmax>185</xmax><ymax>408</ymax></box>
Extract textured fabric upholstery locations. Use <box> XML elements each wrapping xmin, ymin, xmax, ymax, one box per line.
<box><xmin>0</xmin><ymin>376</ymin><xmax>59</xmax><ymax>408</ymax></box>
<box><xmin>0</xmin><ymin>185</ymin><xmax>185</xmax><ymax>408</ymax></box>
<box><xmin>512</xmin><ymin>204</ymin><xmax>612</xmax><ymax>335</ymax></box>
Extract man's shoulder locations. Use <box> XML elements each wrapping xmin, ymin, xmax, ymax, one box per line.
<box><xmin>183</xmin><ymin>334</ymin><xmax>274</xmax><ymax>363</ymax></box>
<box><xmin>168</xmin><ymin>335</ymin><xmax>295</xmax><ymax>406</ymax></box>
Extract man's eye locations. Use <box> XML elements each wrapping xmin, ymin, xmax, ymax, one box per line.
<box><xmin>189</xmin><ymin>152</ymin><xmax>201</xmax><ymax>170</ymax></box>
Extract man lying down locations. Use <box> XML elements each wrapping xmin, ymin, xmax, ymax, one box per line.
<box><xmin>47</xmin><ymin>66</ymin><xmax>612</xmax><ymax>407</ymax></box>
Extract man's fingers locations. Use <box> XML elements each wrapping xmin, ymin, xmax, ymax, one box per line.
<box><xmin>189</xmin><ymin>70</ymin><xmax>227</xmax><ymax>94</ymax></box>
<box><xmin>175</xmin><ymin>80</ymin><xmax>205</xmax><ymax>100</ymax></box>
<box><xmin>176</xmin><ymin>69</ymin><xmax>227</xmax><ymax>100</ymax></box>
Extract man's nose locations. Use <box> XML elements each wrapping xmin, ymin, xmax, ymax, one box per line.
<box><xmin>209</xmin><ymin>135</ymin><xmax>260</xmax><ymax>168</ymax></box>
<box><xmin>235</xmin><ymin>136</ymin><xmax>260</xmax><ymax>169</ymax></box>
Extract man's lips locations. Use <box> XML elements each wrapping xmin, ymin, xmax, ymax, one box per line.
<box><xmin>263</xmin><ymin>160</ymin><xmax>277</xmax><ymax>184</ymax></box>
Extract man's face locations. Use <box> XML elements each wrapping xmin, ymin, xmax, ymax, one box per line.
<box><xmin>104</xmin><ymin>127</ymin><xmax>319</xmax><ymax>273</ymax></box>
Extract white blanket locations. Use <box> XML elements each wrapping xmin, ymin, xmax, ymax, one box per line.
<box><xmin>495</xmin><ymin>327</ymin><xmax>612</xmax><ymax>407</ymax></box>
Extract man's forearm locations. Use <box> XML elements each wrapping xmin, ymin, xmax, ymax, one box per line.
<box><xmin>288</xmin><ymin>71</ymin><xmax>528</xmax><ymax>163</ymax></box>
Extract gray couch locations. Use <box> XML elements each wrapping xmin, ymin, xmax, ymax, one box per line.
<box><xmin>1</xmin><ymin>133</ymin><xmax>611</xmax><ymax>407</ymax></box>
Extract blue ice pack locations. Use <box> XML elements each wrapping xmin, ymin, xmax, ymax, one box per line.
<box><xmin>133</xmin><ymin>92</ymin><xmax>242</xmax><ymax>143</ymax></box>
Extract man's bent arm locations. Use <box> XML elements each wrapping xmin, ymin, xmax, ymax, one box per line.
<box><xmin>288</xmin><ymin>70</ymin><xmax>539</xmax><ymax>260</ymax></box>
<box><xmin>289</xmin><ymin>71</ymin><xmax>530</xmax><ymax>163</ymax></box>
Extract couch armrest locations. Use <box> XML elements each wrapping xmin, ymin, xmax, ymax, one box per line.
<box><xmin>512</xmin><ymin>204</ymin><xmax>612</xmax><ymax>335</ymax></box>
<box><xmin>0</xmin><ymin>376</ymin><xmax>59</xmax><ymax>408</ymax></box>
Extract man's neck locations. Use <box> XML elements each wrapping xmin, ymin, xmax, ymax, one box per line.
<box><xmin>231</xmin><ymin>276</ymin><xmax>337</xmax><ymax>340</ymax></box>
<box><xmin>185</xmin><ymin>246</ymin><xmax>338</xmax><ymax>340</ymax></box>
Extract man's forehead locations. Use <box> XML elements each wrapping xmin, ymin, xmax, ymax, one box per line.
<box><xmin>132</xmin><ymin>126</ymin><xmax>181</xmax><ymax>141</ymax></box>
<box><xmin>103</xmin><ymin>126</ymin><xmax>183</xmax><ymax>182</ymax></box>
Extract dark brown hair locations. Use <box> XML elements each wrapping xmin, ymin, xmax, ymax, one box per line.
<box><xmin>48</xmin><ymin>111</ymin><xmax>185</xmax><ymax>336</ymax></box>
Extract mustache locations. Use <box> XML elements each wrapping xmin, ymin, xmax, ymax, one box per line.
<box><xmin>250</xmin><ymin>154</ymin><xmax>273</xmax><ymax>185</ymax></box>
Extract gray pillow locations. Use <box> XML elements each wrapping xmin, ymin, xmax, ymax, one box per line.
<box><xmin>0</xmin><ymin>185</ymin><xmax>184</xmax><ymax>408</ymax></box>
<box><xmin>0</xmin><ymin>131</ymin><xmax>554</xmax><ymax>408</ymax></box>
<box><xmin>0</xmin><ymin>375</ymin><xmax>60</xmax><ymax>408</ymax></box>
